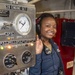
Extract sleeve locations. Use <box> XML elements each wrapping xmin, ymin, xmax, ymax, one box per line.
<box><xmin>29</xmin><ymin>54</ymin><xmax>42</xmax><ymax>75</ymax></box>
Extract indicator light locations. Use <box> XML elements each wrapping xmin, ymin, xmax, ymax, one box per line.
<box><xmin>7</xmin><ymin>45</ymin><xmax>12</xmax><ymax>49</ymax></box>
<box><xmin>0</xmin><ymin>46</ymin><xmax>4</xmax><ymax>50</ymax></box>
<box><xmin>7</xmin><ymin>37</ymin><xmax>11</xmax><ymax>40</ymax></box>
<box><xmin>30</xmin><ymin>43</ymin><xmax>34</xmax><ymax>46</ymax></box>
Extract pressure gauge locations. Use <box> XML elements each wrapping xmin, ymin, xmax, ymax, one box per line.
<box><xmin>13</xmin><ymin>13</ymin><xmax>31</xmax><ymax>35</ymax></box>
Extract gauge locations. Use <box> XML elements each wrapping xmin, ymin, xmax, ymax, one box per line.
<box><xmin>13</xmin><ymin>13</ymin><xmax>31</xmax><ymax>35</ymax></box>
<box><xmin>22</xmin><ymin>51</ymin><xmax>32</xmax><ymax>64</ymax></box>
<box><xmin>3</xmin><ymin>54</ymin><xmax>17</xmax><ymax>68</ymax></box>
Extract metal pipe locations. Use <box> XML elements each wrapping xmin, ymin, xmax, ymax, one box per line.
<box><xmin>36</xmin><ymin>9</ymin><xmax>75</xmax><ymax>14</ymax></box>
<box><xmin>28</xmin><ymin>0</ymin><xmax>40</xmax><ymax>4</ymax></box>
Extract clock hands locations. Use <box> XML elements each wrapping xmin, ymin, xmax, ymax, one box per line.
<box><xmin>19</xmin><ymin>21</ymin><xmax>26</xmax><ymax>29</ymax></box>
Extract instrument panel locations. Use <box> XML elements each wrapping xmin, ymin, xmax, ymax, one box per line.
<box><xmin>0</xmin><ymin>2</ymin><xmax>36</xmax><ymax>75</ymax></box>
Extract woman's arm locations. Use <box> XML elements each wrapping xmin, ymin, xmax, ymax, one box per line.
<box><xmin>29</xmin><ymin>54</ymin><xmax>42</xmax><ymax>75</ymax></box>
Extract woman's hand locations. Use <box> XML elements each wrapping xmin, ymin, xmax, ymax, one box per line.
<box><xmin>36</xmin><ymin>35</ymin><xmax>43</xmax><ymax>54</ymax></box>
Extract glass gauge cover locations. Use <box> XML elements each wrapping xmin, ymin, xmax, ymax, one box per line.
<box><xmin>13</xmin><ymin>13</ymin><xmax>31</xmax><ymax>35</ymax></box>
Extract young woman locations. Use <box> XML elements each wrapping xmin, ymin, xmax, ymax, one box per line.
<box><xmin>29</xmin><ymin>13</ymin><xmax>65</xmax><ymax>75</ymax></box>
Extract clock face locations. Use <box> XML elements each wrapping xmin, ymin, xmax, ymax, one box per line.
<box><xmin>18</xmin><ymin>16</ymin><xmax>30</xmax><ymax>33</ymax></box>
<box><xmin>13</xmin><ymin>13</ymin><xmax>31</xmax><ymax>35</ymax></box>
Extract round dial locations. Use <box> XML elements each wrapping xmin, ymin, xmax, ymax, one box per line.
<box><xmin>13</xmin><ymin>13</ymin><xmax>31</xmax><ymax>35</ymax></box>
<box><xmin>4</xmin><ymin>54</ymin><xmax>17</xmax><ymax>68</ymax></box>
<box><xmin>22</xmin><ymin>51</ymin><xmax>32</xmax><ymax>64</ymax></box>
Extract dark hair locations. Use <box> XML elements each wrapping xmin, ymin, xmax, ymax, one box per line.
<box><xmin>36</xmin><ymin>13</ymin><xmax>56</xmax><ymax>36</ymax></box>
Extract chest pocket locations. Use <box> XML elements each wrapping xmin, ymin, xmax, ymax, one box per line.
<box><xmin>41</xmin><ymin>48</ymin><xmax>60</xmax><ymax>71</ymax></box>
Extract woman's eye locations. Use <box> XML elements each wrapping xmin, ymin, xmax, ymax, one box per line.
<box><xmin>45</xmin><ymin>24</ymin><xmax>56</xmax><ymax>29</ymax></box>
<box><xmin>46</xmin><ymin>25</ymin><xmax>49</xmax><ymax>27</ymax></box>
<box><xmin>45</xmin><ymin>24</ymin><xmax>50</xmax><ymax>27</ymax></box>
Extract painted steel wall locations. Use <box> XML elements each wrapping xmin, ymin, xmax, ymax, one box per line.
<box><xmin>53</xmin><ymin>18</ymin><xmax>75</xmax><ymax>75</ymax></box>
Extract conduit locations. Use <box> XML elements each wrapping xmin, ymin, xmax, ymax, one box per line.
<box><xmin>36</xmin><ymin>9</ymin><xmax>75</xmax><ymax>14</ymax></box>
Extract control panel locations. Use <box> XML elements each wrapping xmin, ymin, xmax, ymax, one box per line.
<box><xmin>0</xmin><ymin>1</ymin><xmax>36</xmax><ymax>75</ymax></box>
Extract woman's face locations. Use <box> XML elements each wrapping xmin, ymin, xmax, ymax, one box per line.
<box><xmin>40</xmin><ymin>17</ymin><xmax>57</xmax><ymax>39</ymax></box>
